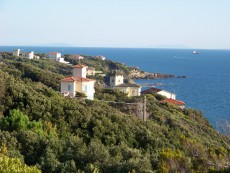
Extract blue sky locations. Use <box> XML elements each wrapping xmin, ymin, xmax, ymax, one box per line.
<box><xmin>1</xmin><ymin>0</ymin><xmax>230</xmax><ymax>49</ymax></box>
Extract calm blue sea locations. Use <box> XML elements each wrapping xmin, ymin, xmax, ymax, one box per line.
<box><xmin>1</xmin><ymin>46</ymin><xmax>230</xmax><ymax>127</ymax></box>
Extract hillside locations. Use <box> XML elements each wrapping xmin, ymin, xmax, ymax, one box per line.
<box><xmin>0</xmin><ymin>53</ymin><xmax>230</xmax><ymax>173</ymax></box>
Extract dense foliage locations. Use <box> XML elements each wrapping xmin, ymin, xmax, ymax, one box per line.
<box><xmin>0</xmin><ymin>53</ymin><xmax>230</xmax><ymax>172</ymax></box>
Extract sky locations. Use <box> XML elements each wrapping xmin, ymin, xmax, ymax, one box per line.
<box><xmin>0</xmin><ymin>0</ymin><xmax>230</xmax><ymax>49</ymax></box>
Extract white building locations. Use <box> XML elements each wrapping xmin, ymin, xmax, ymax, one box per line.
<box><xmin>110</xmin><ymin>71</ymin><xmax>124</xmax><ymax>87</ymax></box>
<box><xmin>72</xmin><ymin>64</ymin><xmax>88</xmax><ymax>78</ymax></box>
<box><xmin>141</xmin><ymin>87</ymin><xmax>176</xmax><ymax>99</ymax></box>
<box><xmin>110</xmin><ymin>71</ymin><xmax>141</xmax><ymax>97</ymax></box>
<box><xmin>70</xmin><ymin>55</ymin><xmax>84</xmax><ymax>60</ymax></box>
<box><xmin>60</xmin><ymin>64</ymin><xmax>95</xmax><ymax>100</ymax></box>
<box><xmin>47</xmin><ymin>52</ymin><xmax>61</xmax><ymax>59</ymax></box>
<box><xmin>21</xmin><ymin>51</ymin><xmax>34</xmax><ymax>59</ymax></box>
<box><xmin>96</xmin><ymin>55</ymin><xmax>106</xmax><ymax>60</ymax></box>
<box><xmin>34</xmin><ymin>55</ymin><xmax>40</xmax><ymax>59</ymax></box>
<box><xmin>13</xmin><ymin>49</ymin><xmax>20</xmax><ymax>56</ymax></box>
<box><xmin>12</xmin><ymin>49</ymin><xmax>35</xmax><ymax>59</ymax></box>
<box><xmin>56</xmin><ymin>57</ymin><xmax>69</xmax><ymax>64</ymax></box>
<box><xmin>114</xmin><ymin>83</ymin><xmax>141</xmax><ymax>97</ymax></box>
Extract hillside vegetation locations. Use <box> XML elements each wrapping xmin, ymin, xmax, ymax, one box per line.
<box><xmin>0</xmin><ymin>53</ymin><xmax>230</xmax><ymax>173</ymax></box>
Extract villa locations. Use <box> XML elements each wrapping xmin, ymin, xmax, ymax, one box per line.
<box><xmin>47</xmin><ymin>52</ymin><xmax>61</xmax><ymax>59</ymax></box>
<box><xmin>13</xmin><ymin>49</ymin><xmax>34</xmax><ymax>59</ymax></box>
<box><xmin>60</xmin><ymin>64</ymin><xmax>95</xmax><ymax>100</ymax></box>
<box><xmin>110</xmin><ymin>71</ymin><xmax>141</xmax><ymax>97</ymax></box>
<box><xmin>47</xmin><ymin>52</ymin><xmax>69</xmax><ymax>64</ymax></box>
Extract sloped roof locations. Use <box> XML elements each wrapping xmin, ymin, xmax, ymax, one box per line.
<box><xmin>161</xmin><ymin>98</ymin><xmax>185</xmax><ymax>105</ymax></box>
<box><xmin>60</xmin><ymin>76</ymin><xmax>94</xmax><ymax>82</ymax></box>
<box><xmin>72</xmin><ymin>64</ymin><xmax>88</xmax><ymax>68</ymax></box>
<box><xmin>48</xmin><ymin>52</ymin><xmax>60</xmax><ymax>55</ymax></box>
<box><xmin>115</xmin><ymin>83</ymin><xmax>141</xmax><ymax>88</ymax></box>
<box><xmin>141</xmin><ymin>87</ymin><xmax>162</xmax><ymax>94</ymax></box>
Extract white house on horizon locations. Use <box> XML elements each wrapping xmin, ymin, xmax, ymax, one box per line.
<box><xmin>13</xmin><ymin>49</ymin><xmax>20</xmax><ymax>56</ymax></box>
<box><xmin>13</xmin><ymin>49</ymin><xmax>34</xmax><ymax>59</ymax></box>
<box><xmin>47</xmin><ymin>52</ymin><xmax>61</xmax><ymax>59</ymax></box>
<box><xmin>60</xmin><ymin>64</ymin><xmax>95</xmax><ymax>100</ymax></box>
<box><xmin>21</xmin><ymin>51</ymin><xmax>34</xmax><ymax>59</ymax></box>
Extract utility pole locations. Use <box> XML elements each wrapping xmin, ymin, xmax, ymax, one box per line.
<box><xmin>143</xmin><ymin>96</ymin><xmax>147</xmax><ymax>122</ymax></box>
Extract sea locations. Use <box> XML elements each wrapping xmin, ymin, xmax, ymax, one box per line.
<box><xmin>0</xmin><ymin>46</ymin><xmax>230</xmax><ymax>128</ymax></box>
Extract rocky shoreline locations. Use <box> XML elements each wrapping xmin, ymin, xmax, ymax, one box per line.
<box><xmin>129</xmin><ymin>70</ymin><xmax>187</xmax><ymax>79</ymax></box>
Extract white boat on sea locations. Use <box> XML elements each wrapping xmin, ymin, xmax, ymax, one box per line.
<box><xmin>193</xmin><ymin>50</ymin><xmax>199</xmax><ymax>54</ymax></box>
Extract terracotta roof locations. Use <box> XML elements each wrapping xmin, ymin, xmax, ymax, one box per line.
<box><xmin>48</xmin><ymin>52</ymin><xmax>60</xmax><ymax>55</ymax></box>
<box><xmin>141</xmin><ymin>87</ymin><xmax>162</xmax><ymax>94</ymax></box>
<box><xmin>72</xmin><ymin>64</ymin><xmax>88</xmax><ymax>68</ymax></box>
<box><xmin>161</xmin><ymin>98</ymin><xmax>185</xmax><ymax>105</ymax></box>
<box><xmin>60</xmin><ymin>76</ymin><xmax>94</xmax><ymax>82</ymax></box>
<box><xmin>115</xmin><ymin>83</ymin><xmax>140</xmax><ymax>88</ymax></box>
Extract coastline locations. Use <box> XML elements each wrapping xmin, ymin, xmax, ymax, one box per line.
<box><xmin>129</xmin><ymin>70</ymin><xmax>187</xmax><ymax>80</ymax></box>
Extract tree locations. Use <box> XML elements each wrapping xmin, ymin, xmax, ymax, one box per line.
<box><xmin>0</xmin><ymin>145</ymin><xmax>41</xmax><ymax>173</ymax></box>
<box><xmin>0</xmin><ymin>109</ymin><xmax>43</xmax><ymax>134</ymax></box>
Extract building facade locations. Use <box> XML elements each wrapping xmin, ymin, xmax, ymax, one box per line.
<box><xmin>47</xmin><ymin>52</ymin><xmax>61</xmax><ymax>59</ymax></box>
<box><xmin>13</xmin><ymin>49</ymin><xmax>20</xmax><ymax>56</ymax></box>
<box><xmin>110</xmin><ymin>71</ymin><xmax>141</xmax><ymax>97</ymax></box>
<box><xmin>60</xmin><ymin>64</ymin><xmax>95</xmax><ymax>100</ymax></box>
<box><xmin>21</xmin><ymin>51</ymin><xmax>34</xmax><ymax>59</ymax></box>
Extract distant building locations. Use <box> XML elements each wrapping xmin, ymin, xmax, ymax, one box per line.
<box><xmin>13</xmin><ymin>49</ymin><xmax>20</xmax><ymax>57</ymax></box>
<box><xmin>87</xmin><ymin>67</ymin><xmax>95</xmax><ymax>76</ymax></box>
<box><xmin>56</xmin><ymin>57</ymin><xmax>69</xmax><ymax>64</ymax></box>
<box><xmin>114</xmin><ymin>83</ymin><xmax>141</xmax><ymax>97</ymax></box>
<box><xmin>21</xmin><ymin>51</ymin><xmax>34</xmax><ymax>59</ymax></box>
<box><xmin>60</xmin><ymin>64</ymin><xmax>95</xmax><ymax>100</ymax></box>
<box><xmin>47</xmin><ymin>52</ymin><xmax>61</xmax><ymax>59</ymax></box>
<box><xmin>161</xmin><ymin>98</ymin><xmax>185</xmax><ymax>109</ymax></box>
<box><xmin>12</xmin><ymin>49</ymin><xmax>36</xmax><ymax>59</ymax></box>
<box><xmin>70</xmin><ymin>55</ymin><xmax>84</xmax><ymax>60</ymax></box>
<box><xmin>34</xmin><ymin>55</ymin><xmax>40</xmax><ymax>59</ymax></box>
<box><xmin>141</xmin><ymin>87</ymin><xmax>176</xmax><ymax>99</ymax></box>
<box><xmin>110</xmin><ymin>71</ymin><xmax>141</xmax><ymax>97</ymax></box>
<box><xmin>96</xmin><ymin>55</ymin><xmax>106</xmax><ymax>60</ymax></box>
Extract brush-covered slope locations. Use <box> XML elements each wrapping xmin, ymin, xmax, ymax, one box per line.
<box><xmin>0</xmin><ymin>54</ymin><xmax>229</xmax><ymax>173</ymax></box>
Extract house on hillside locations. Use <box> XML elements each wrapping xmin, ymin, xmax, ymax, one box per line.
<box><xmin>47</xmin><ymin>52</ymin><xmax>61</xmax><ymax>59</ymax></box>
<box><xmin>161</xmin><ymin>98</ymin><xmax>185</xmax><ymax>109</ymax></box>
<box><xmin>57</xmin><ymin>57</ymin><xmax>69</xmax><ymax>64</ymax></box>
<box><xmin>70</xmin><ymin>54</ymin><xmax>84</xmax><ymax>60</ymax></box>
<box><xmin>95</xmin><ymin>55</ymin><xmax>106</xmax><ymax>60</ymax></box>
<box><xmin>21</xmin><ymin>51</ymin><xmax>34</xmax><ymax>59</ymax></box>
<box><xmin>47</xmin><ymin>52</ymin><xmax>69</xmax><ymax>64</ymax></box>
<box><xmin>110</xmin><ymin>71</ymin><xmax>141</xmax><ymax>97</ymax></box>
<box><xmin>141</xmin><ymin>87</ymin><xmax>176</xmax><ymax>99</ymax></box>
<box><xmin>13</xmin><ymin>49</ymin><xmax>20</xmax><ymax>57</ymax></box>
<box><xmin>60</xmin><ymin>64</ymin><xmax>95</xmax><ymax>100</ymax></box>
<box><xmin>12</xmin><ymin>49</ymin><xmax>35</xmax><ymax>59</ymax></box>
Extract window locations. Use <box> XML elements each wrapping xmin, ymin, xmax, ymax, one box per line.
<box><xmin>83</xmin><ymin>85</ymin><xmax>87</xmax><ymax>91</ymax></box>
<box><xmin>68</xmin><ymin>85</ymin><xmax>71</xmax><ymax>91</ymax></box>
